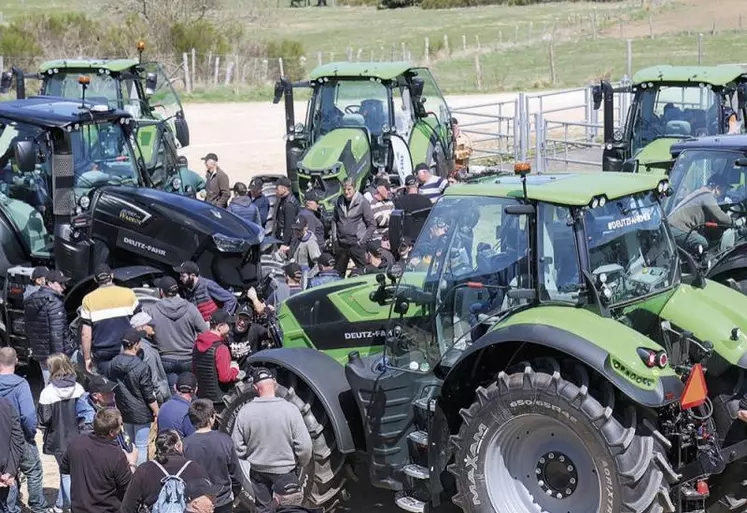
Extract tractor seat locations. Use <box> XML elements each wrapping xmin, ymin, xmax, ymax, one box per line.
<box><xmin>665</xmin><ymin>120</ymin><xmax>691</xmax><ymax>137</ymax></box>
<box><xmin>340</xmin><ymin>114</ymin><xmax>366</xmax><ymax>128</ymax></box>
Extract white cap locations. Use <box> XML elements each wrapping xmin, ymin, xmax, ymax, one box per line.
<box><xmin>130</xmin><ymin>311</ymin><xmax>153</xmax><ymax>328</ymax></box>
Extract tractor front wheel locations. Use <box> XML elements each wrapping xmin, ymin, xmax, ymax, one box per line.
<box><xmin>449</xmin><ymin>364</ymin><xmax>674</xmax><ymax>513</ymax></box>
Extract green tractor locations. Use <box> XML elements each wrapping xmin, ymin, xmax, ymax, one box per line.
<box><xmin>220</xmin><ymin>164</ymin><xmax>747</xmax><ymax>513</ymax></box>
<box><xmin>593</xmin><ymin>64</ymin><xmax>747</xmax><ymax>173</ymax></box>
<box><xmin>0</xmin><ymin>42</ymin><xmax>205</xmax><ymax>196</ymax></box>
<box><xmin>271</xmin><ymin>62</ymin><xmax>455</xmax><ymax>210</ymax></box>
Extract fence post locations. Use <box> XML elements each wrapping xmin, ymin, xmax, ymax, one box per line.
<box><xmin>698</xmin><ymin>33</ymin><xmax>703</xmax><ymax>64</ymax></box>
<box><xmin>401</xmin><ymin>42</ymin><xmax>406</xmax><ymax>60</ymax></box>
<box><xmin>0</xmin><ymin>56</ymin><xmax>4</xmax><ymax>76</ymax></box>
<box><xmin>591</xmin><ymin>10</ymin><xmax>597</xmax><ymax>40</ymax></box>
<box><xmin>740</xmin><ymin>14</ymin><xmax>743</xmax><ymax>32</ymax></box>
<box><xmin>424</xmin><ymin>37</ymin><xmax>430</xmax><ymax>65</ymax></box>
<box><xmin>214</xmin><ymin>57</ymin><xmax>221</xmax><ymax>85</ymax></box>
<box><xmin>475</xmin><ymin>34</ymin><xmax>480</xmax><ymax>51</ymax></box>
<box><xmin>528</xmin><ymin>22</ymin><xmax>533</xmax><ymax>41</ymax></box>
<box><xmin>182</xmin><ymin>53</ymin><xmax>191</xmax><ymax>93</ymax></box>
<box><xmin>357</xmin><ymin>48</ymin><xmax>362</xmax><ymax>62</ymax></box>
<box><xmin>262</xmin><ymin>59</ymin><xmax>268</xmax><ymax>81</ymax></box>
<box><xmin>462</xmin><ymin>34</ymin><xmax>467</xmax><ymax>52</ymax></box>
<box><xmin>649</xmin><ymin>16</ymin><xmax>654</xmax><ymax>39</ymax></box>
<box><xmin>317</xmin><ymin>51</ymin><xmax>322</xmax><ymax>67</ymax></box>
<box><xmin>518</xmin><ymin>92</ymin><xmax>527</xmax><ymax>161</ymax></box>
<box><xmin>443</xmin><ymin>35</ymin><xmax>450</xmax><ymax>57</ymax></box>
<box><xmin>191</xmin><ymin>48</ymin><xmax>196</xmax><ymax>87</ymax></box>
<box><xmin>548</xmin><ymin>38</ymin><xmax>557</xmax><ymax>86</ymax></box>
<box><xmin>626</xmin><ymin>39</ymin><xmax>633</xmax><ymax>78</ymax></box>
<box><xmin>207</xmin><ymin>52</ymin><xmax>213</xmax><ymax>84</ymax></box>
<box><xmin>347</xmin><ymin>47</ymin><xmax>353</xmax><ymax>61</ymax></box>
<box><xmin>534</xmin><ymin>112</ymin><xmax>543</xmax><ymax>173</ymax></box>
<box><xmin>474</xmin><ymin>54</ymin><xmax>483</xmax><ymax>92</ymax></box>
<box><xmin>225</xmin><ymin>62</ymin><xmax>234</xmax><ymax>85</ymax></box>
<box><xmin>278</xmin><ymin>58</ymin><xmax>285</xmax><ymax>78</ymax></box>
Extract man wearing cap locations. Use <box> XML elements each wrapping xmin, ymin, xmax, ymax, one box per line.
<box><xmin>24</xmin><ymin>266</ymin><xmax>48</xmax><ymax>300</ymax></box>
<box><xmin>363</xmin><ymin>239</ymin><xmax>394</xmax><ymax>275</ymax></box>
<box><xmin>287</xmin><ymin>216</ymin><xmax>321</xmax><ymax>271</ymax></box>
<box><xmin>184</xmin><ymin>399</ymin><xmax>241</xmax><ymax>513</ymax></box>
<box><xmin>185</xmin><ymin>478</ymin><xmax>223</xmax><ymax>513</ymax></box>
<box><xmin>298</xmin><ymin>190</ymin><xmax>325</xmax><ymax>247</ymax></box>
<box><xmin>369</xmin><ymin>178</ymin><xmax>395</xmax><ymax>244</ymax></box>
<box><xmin>77</xmin><ymin>374</ymin><xmax>117</xmax><ymax>434</ymax></box>
<box><xmin>232</xmin><ymin>367</ymin><xmax>311</xmax><ymax>513</ymax></box>
<box><xmin>416</xmin><ymin>162</ymin><xmax>448</xmax><ymax>204</ymax></box>
<box><xmin>202</xmin><ymin>153</ymin><xmax>230</xmax><ymax>208</ymax></box>
<box><xmin>80</xmin><ymin>264</ymin><xmax>140</xmax><ymax>376</ymax></box>
<box><xmin>249</xmin><ymin>177</ymin><xmax>271</xmax><ymax>227</ymax></box>
<box><xmin>109</xmin><ymin>328</ymin><xmax>160</xmax><ymax>466</ymax></box>
<box><xmin>332</xmin><ymin>177</ymin><xmax>375</xmax><ymax>276</ymax></box>
<box><xmin>24</xmin><ymin>269</ymin><xmax>74</xmax><ymax>384</ymax></box>
<box><xmin>273</xmin><ymin>176</ymin><xmax>300</xmax><ymax>252</ymax></box>
<box><xmin>174</xmin><ymin>261</ymin><xmax>237</xmax><ymax>321</ymax></box>
<box><xmin>157</xmin><ymin>372</ymin><xmax>198</xmax><ymax>438</ymax></box>
<box><xmin>228</xmin><ymin>182</ymin><xmax>262</xmax><ymax>226</ymax></box>
<box><xmin>393</xmin><ymin>174</ymin><xmax>432</xmax><ymax>242</ymax></box>
<box><xmin>130</xmin><ymin>312</ymin><xmax>170</xmax><ymax>404</ymax></box>
<box><xmin>266</xmin><ymin>263</ymin><xmax>305</xmax><ymax>307</ymax></box>
<box><xmin>193</xmin><ymin>310</ymin><xmax>245</xmax><ymax>407</ymax></box>
<box><xmin>143</xmin><ymin>276</ymin><xmax>208</xmax><ymax>388</ymax></box>
<box><xmin>308</xmin><ymin>252</ymin><xmax>341</xmax><ymax>288</ymax></box>
<box><xmin>229</xmin><ymin>304</ymin><xmax>270</xmax><ymax>363</ymax></box>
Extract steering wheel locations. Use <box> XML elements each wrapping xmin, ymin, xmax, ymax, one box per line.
<box><xmin>344</xmin><ymin>105</ymin><xmax>362</xmax><ymax>115</ymax></box>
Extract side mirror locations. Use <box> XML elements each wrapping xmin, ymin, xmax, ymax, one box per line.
<box><xmin>174</xmin><ymin>117</ymin><xmax>190</xmax><ymax>147</ymax></box>
<box><xmin>13</xmin><ymin>140</ymin><xmax>36</xmax><ymax>173</ymax></box>
<box><xmin>388</xmin><ymin>209</ymin><xmax>405</xmax><ymax>257</ymax></box>
<box><xmin>387</xmin><ymin>262</ymin><xmax>404</xmax><ymax>282</ymax></box>
<box><xmin>0</xmin><ymin>71</ymin><xmax>11</xmax><ymax>94</ymax></box>
<box><xmin>592</xmin><ymin>84</ymin><xmax>602</xmax><ymax>110</ymax></box>
<box><xmin>145</xmin><ymin>72</ymin><xmax>157</xmax><ymax>96</ymax></box>
<box><xmin>621</xmin><ymin>159</ymin><xmax>639</xmax><ymax>174</ymax></box>
<box><xmin>735</xmin><ymin>157</ymin><xmax>747</xmax><ymax>167</ymax></box>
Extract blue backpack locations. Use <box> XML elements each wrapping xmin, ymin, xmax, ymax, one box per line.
<box><xmin>151</xmin><ymin>460</ymin><xmax>191</xmax><ymax>513</ymax></box>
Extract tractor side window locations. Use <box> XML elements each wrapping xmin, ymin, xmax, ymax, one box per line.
<box><xmin>71</xmin><ymin>123</ymin><xmax>139</xmax><ymax>192</ymax></box>
<box><xmin>142</xmin><ymin>62</ymin><xmax>183</xmax><ymax>121</ymax></box>
<box><xmin>666</xmin><ymin>149</ymin><xmax>744</xmax><ymax>212</ymax></box>
<box><xmin>538</xmin><ymin>204</ymin><xmax>580</xmax><ymax>301</ymax></box>
<box><xmin>389</xmin><ymin>196</ymin><xmax>530</xmax><ymax>373</ymax></box>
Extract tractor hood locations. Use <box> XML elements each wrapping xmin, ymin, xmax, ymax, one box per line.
<box><xmin>659</xmin><ymin>281</ymin><xmax>747</xmax><ymax>371</ymax></box>
<box><xmin>635</xmin><ymin>138</ymin><xmax>687</xmax><ymax>174</ymax></box>
<box><xmin>298</xmin><ymin>128</ymin><xmax>371</xmax><ymax>207</ymax></box>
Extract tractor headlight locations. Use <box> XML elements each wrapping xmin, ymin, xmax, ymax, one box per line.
<box><xmin>172</xmin><ymin>177</ymin><xmax>182</xmax><ymax>191</ymax></box>
<box><xmin>78</xmin><ymin>196</ymin><xmax>90</xmax><ymax>210</ymax></box>
<box><xmin>382</xmin><ymin>124</ymin><xmax>391</xmax><ymax>134</ymax></box>
<box><xmin>212</xmin><ymin>233</ymin><xmax>251</xmax><ymax>253</ymax></box>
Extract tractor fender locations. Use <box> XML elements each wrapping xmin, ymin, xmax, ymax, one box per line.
<box><xmin>439</xmin><ymin>323</ymin><xmax>684</xmax><ymax>416</ymax></box>
<box><xmin>707</xmin><ymin>245</ymin><xmax>747</xmax><ymax>283</ymax></box>
<box><xmin>246</xmin><ymin>347</ymin><xmax>357</xmax><ymax>454</ymax></box>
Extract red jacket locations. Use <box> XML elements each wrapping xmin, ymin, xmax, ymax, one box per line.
<box><xmin>194</xmin><ymin>332</ymin><xmax>238</xmax><ymax>384</ymax></box>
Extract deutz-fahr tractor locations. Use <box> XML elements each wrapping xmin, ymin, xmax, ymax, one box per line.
<box><xmin>271</xmin><ymin>62</ymin><xmax>454</xmax><ymax>210</ymax></box>
<box><xmin>0</xmin><ymin>42</ymin><xmax>204</xmax><ymax>196</ymax></box>
<box><xmin>0</xmin><ymin>96</ymin><xmax>266</xmax><ymax>365</ymax></box>
<box><xmin>658</xmin><ymin>134</ymin><xmax>747</xmax><ymax>298</ymax></box>
<box><xmin>220</xmin><ymin>165</ymin><xmax>747</xmax><ymax>513</ymax></box>
<box><xmin>593</xmin><ymin>64</ymin><xmax>747</xmax><ymax>173</ymax></box>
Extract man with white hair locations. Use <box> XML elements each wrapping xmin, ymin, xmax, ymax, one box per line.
<box><xmin>130</xmin><ymin>312</ymin><xmax>170</xmax><ymax>404</ymax></box>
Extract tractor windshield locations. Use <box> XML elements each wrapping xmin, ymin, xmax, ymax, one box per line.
<box><xmin>584</xmin><ymin>192</ymin><xmax>677</xmax><ymax>305</ymax></box>
<box><xmin>310</xmin><ymin>79</ymin><xmax>391</xmax><ymax>138</ymax></box>
<box><xmin>387</xmin><ymin>195</ymin><xmax>530</xmax><ymax>372</ymax></box>
<box><xmin>664</xmin><ymin>149</ymin><xmax>747</xmax><ymax>255</ymax></box>
<box><xmin>0</xmin><ymin>119</ymin><xmax>53</xmax><ymax>257</ymax></box>
<box><xmin>44</xmin><ymin>72</ymin><xmax>122</xmax><ymax>110</ymax></box>
<box><xmin>630</xmin><ymin>85</ymin><xmax>719</xmax><ymax>155</ymax></box>
<box><xmin>71</xmin><ymin>122</ymin><xmax>141</xmax><ymax>195</ymax></box>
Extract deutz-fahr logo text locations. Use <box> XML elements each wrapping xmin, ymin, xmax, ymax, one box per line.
<box><xmin>344</xmin><ymin>329</ymin><xmax>391</xmax><ymax>340</ymax></box>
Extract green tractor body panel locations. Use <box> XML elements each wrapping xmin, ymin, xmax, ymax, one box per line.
<box><xmin>408</xmin><ymin>120</ymin><xmax>438</xmax><ymax>169</ymax></box>
<box><xmin>309</xmin><ymin>62</ymin><xmax>413</xmax><ymax>81</ymax></box>
<box><xmin>634</xmin><ymin>137</ymin><xmax>687</xmax><ymax>174</ymax></box>
<box><xmin>493</xmin><ymin>306</ymin><xmax>676</xmax><ymax>391</ymax></box>
<box><xmin>659</xmin><ymin>280</ymin><xmax>747</xmax><ymax>367</ymax></box>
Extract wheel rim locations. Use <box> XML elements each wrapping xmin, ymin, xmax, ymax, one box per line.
<box><xmin>484</xmin><ymin>413</ymin><xmax>601</xmax><ymax>513</ymax></box>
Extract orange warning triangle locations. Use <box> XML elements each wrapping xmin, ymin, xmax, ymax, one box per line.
<box><xmin>680</xmin><ymin>363</ymin><xmax>708</xmax><ymax>410</ymax></box>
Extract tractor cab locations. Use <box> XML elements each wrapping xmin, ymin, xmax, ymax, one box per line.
<box><xmin>663</xmin><ymin>134</ymin><xmax>747</xmax><ymax>289</ymax></box>
<box><xmin>0</xmin><ymin>42</ymin><xmax>203</xmax><ymax>196</ymax></box>
<box><xmin>273</xmin><ymin>62</ymin><xmax>454</xmax><ymax>211</ymax></box>
<box><xmin>594</xmin><ymin>65</ymin><xmax>747</xmax><ymax>173</ymax></box>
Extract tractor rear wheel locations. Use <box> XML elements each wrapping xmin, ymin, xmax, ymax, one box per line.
<box><xmin>219</xmin><ymin>373</ymin><xmax>348</xmax><ymax>510</ymax></box>
<box><xmin>449</xmin><ymin>363</ymin><xmax>675</xmax><ymax>513</ymax></box>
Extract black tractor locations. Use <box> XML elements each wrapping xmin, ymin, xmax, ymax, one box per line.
<box><xmin>0</xmin><ymin>96</ymin><xmax>269</xmax><ymax>365</ymax></box>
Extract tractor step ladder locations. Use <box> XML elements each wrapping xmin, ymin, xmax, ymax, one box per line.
<box><xmin>395</xmin><ymin>492</ymin><xmax>426</xmax><ymax>513</ymax></box>
<box><xmin>407</xmin><ymin>430</ymin><xmax>428</xmax><ymax>447</ymax></box>
<box><xmin>403</xmin><ymin>464</ymin><xmax>429</xmax><ymax>479</ymax></box>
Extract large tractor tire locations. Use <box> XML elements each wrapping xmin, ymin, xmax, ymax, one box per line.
<box><xmin>219</xmin><ymin>371</ymin><xmax>348</xmax><ymax>510</ymax></box>
<box><xmin>449</xmin><ymin>362</ymin><xmax>676</xmax><ymax>513</ymax></box>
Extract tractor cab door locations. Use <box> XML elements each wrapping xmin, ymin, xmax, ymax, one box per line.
<box><xmin>140</xmin><ymin>62</ymin><xmax>186</xmax><ymax>139</ymax></box>
<box><xmin>408</xmin><ymin>68</ymin><xmax>454</xmax><ymax>177</ymax></box>
<box><xmin>133</xmin><ymin>120</ymin><xmax>186</xmax><ymax>193</ymax></box>
<box><xmin>386</xmin><ymin>195</ymin><xmax>531</xmax><ymax>373</ymax></box>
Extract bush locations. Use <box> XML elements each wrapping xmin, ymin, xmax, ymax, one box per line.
<box><xmin>337</xmin><ymin>0</ymin><xmax>379</xmax><ymax>5</ymax></box>
<box><xmin>420</xmin><ymin>0</ymin><xmax>622</xmax><ymax>7</ymax></box>
<box><xmin>266</xmin><ymin>39</ymin><xmax>307</xmax><ymax>81</ymax></box>
<box><xmin>170</xmin><ymin>19</ymin><xmax>231</xmax><ymax>61</ymax></box>
<box><xmin>381</xmin><ymin>0</ymin><xmax>420</xmax><ymax>7</ymax></box>
<box><xmin>0</xmin><ymin>24</ymin><xmax>41</xmax><ymax>61</ymax></box>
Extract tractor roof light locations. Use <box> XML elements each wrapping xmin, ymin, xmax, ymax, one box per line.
<box><xmin>680</xmin><ymin>363</ymin><xmax>708</xmax><ymax>410</ymax></box>
<box><xmin>78</xmin><ymin>75</ymin><xmax>90</xmax><ymax>86</ymax></box>
<box><xmin>589</xmin><ymin>195</ymin><xmax>607</xmax><ymax>209</ymax></box>
<box><xmin>137</xmin><ymin>40</ymin><xmax>146</xmax><ymax>52</ymax></box>
<box><xmin>514</xmin><ymin>161</ymin><xmax>531</xmax><ymax>176</ymax></box>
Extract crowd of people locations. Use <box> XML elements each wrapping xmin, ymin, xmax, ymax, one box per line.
<box><xmin>0</xmin><ymin>118</ymin><xmax>475</xmax><ymax>513</ymax></box>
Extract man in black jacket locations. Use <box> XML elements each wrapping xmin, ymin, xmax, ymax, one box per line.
<box><xmin>24</xmin><ymin>270</ymin><xmax>73</xmax><ymax>385</ymax></box>
<box><xmin>273</xmin><ymin>177</ymin><xmax>300</xmax><ymax>254</ymax></box>
<box><xmin>0</xmin><ymin>396</ymin><xmax>24</xmax><ymax>509</ymax></box>
<box><xmin>332</xmin><ymin>178</ymin><xmax>375</xmax><ymax>276</ymax></box>
<box><xmin>393</xmin><ymin>174</ymin><xmax>432</xmax><ymax>243</ymax></box>
<box><xmin>298</xmin><ymin>189</ymin><xmax>326</xmax><ymax>248</ymax></box>
<box><xmin>61</xmin><ymin>408</ymin><xmax>133</xmax><ymax>513</ymax></box>
<box><xmin>108</xmin><ymin>329</ymin><xmax>159</xmax><ymax>467</ymax></box>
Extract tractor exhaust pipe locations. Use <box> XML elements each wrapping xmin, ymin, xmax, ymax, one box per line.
<box><xmin>0</xmin><ymin>68</ymin><xmax>26</xmax><ymax>99</ymax></box>
<box><xmin>592</xmin><ymin>80</ymin><xmax>614</xmax><ymax>146</ymax></box>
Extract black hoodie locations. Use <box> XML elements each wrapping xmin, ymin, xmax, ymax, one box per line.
<box><xmin>0</xmin><ymin>396</ymin><xmax>24</xmax><ymax>478</ymax></box>
<box><xmin>109</xmin><ymin>353</ymin><xmax>157</xmax><ymax>424</ymax></box>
